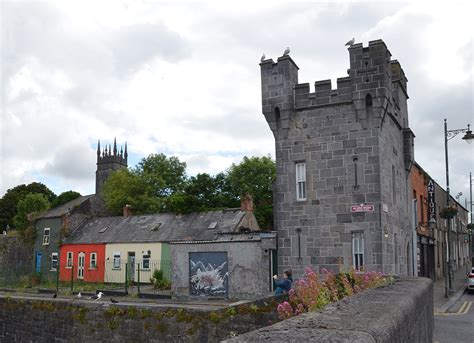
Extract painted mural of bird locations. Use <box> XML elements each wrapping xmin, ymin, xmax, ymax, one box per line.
<box><xmin>345</xmin><ymin>38</ymin><xmax>355</xmax><ymax>46</ymax></box>
<box><xmin>283</xmin><ymin>47</ymin><xmax>290</xmax><ymax>56</ymax></box>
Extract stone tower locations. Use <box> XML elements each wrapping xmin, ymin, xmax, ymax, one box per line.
<box><xmin>260</xmin><ymin>40</ymin><xmax>415</xmax><ymax>277</ymax></box>
<box><xmin>95</xmin><ymin>138</ymin><xmax>128</xmax><ymax>196</ymax></box>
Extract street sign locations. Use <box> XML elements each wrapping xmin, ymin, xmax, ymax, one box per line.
<box><xmin>350</xmin><ymin>204</ymin><xmax>375</xmax><ymax>213</ymax></box>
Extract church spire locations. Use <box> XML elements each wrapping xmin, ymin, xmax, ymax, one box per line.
<box><xmin>113</xmin><ymin>137</ymin><xmax>117</xmax><ymax>156</ymax></box>
<box><xmin>124</xmin><ymin>142</ymin><xmax>128</xmax><ymax>161</ymax></box>
<box><xmin>97</xmin><ymin>140</ymin><xmax>101</xmax><ymax>159</ymax></box>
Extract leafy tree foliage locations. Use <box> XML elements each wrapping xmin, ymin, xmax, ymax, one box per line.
<box><xmin>51</xmin><ymin>191</ymin><xmax>81</xmax><ymax>208</ymax></box>
<box><xmin>12</xmin><ymin>193</ymin><xmax>50</xmax><ymax>230</ymax></box>
<box><xmin>0</xmin><ymin>182</ymin><xmax>56</xmax><ymax>229</ymax></box>
<box><xmin>226</xmin><ymin>156</ymin><xmax>275</xmax><ymax>229</ymax></box>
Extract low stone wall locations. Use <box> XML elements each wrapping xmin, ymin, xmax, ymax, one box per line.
<box><xmin>226</xmin><ymin>277</ymin><xmax>433</xmax><ymax>342</ymax></box>
<box><xmin>0</xmin><ymin>295</ymin><xmax>280</xmax><ymax>342</ymax></box>
<box><xmin>0</xmin><ymin>278</ymin><xmax>433</xmax><ymax>342</ymax></box>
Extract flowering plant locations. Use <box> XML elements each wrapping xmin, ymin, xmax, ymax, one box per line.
<box><xmin>277</xmin><ymin>267</ymin><xmax>387</xmax><ymax>320</ymax></box>
<box><xmin>439</xmin><ymin>206</ymin><xmax>458</xmax><ymax>219</ymax></box>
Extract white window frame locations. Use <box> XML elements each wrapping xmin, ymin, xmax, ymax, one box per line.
<box><xmin>296</xmin><ymin>162</ymin><xmax>307</xmax><ymax>201</ymax></box>
<box><xmin>51</xmin><ymin>252</ymin><xmax>58</xmax><ymax>271</ymax></box>
<box><xmin>66</xmin><ymin>251</ymin><xmax>73</xmax><ymax>268</ymax></box>
<box><xmin>113</xmin><ymin>252</ymin><xmax>121</xmax><ymax>269</ymax></box>
<box><xmin>90</xmin><ymin>252</ymin><xmax>97</xmax><ymax>269</ymax></box>
<box><xmin>352</xmin><ymin>232</ymin><xmax>364</xmax><ymax>271</ymax></box>
<box><xmin>142</xmin><ymin>253</ymin><xmax>150</xmax><ymax>270</ymax></box>
<box><xmin>42</xmin><ymin>228</ymin><xmax>50</xmax><ymax>245</ymax></box>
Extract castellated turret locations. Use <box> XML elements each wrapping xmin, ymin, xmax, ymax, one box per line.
<box><xmin>260</xmin><ymin>40</ymin><xmax>415</xmax><ymax>278</ymax></box>
<box><xmin>95</xmin><ymin>138</ymin><xmax>128</xmax><ymax>196</ymax></box>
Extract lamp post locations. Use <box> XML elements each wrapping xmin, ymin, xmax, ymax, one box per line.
<box><xmin>443</xmin><ymin>119</ymin><xmax>474</xmax><ymax>298</ymax></box>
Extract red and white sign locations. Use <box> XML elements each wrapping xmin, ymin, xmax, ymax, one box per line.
<box><xmin>350</xmin><ymin>204</ymin><xmax>375</xmax><ymax>213</ymax></box>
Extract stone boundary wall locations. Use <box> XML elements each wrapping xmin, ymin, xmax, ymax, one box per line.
<box><xmin>0</xmin><ymin>278</ymin><xmax>432</xmax><ymax>342</ymax></box>
<box><xmin>226</xmin><ymin>277</ymin><xmax>433</xmax><ymax>342</ymax></box>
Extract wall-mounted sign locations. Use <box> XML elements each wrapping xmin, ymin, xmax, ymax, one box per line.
<box><xmin>350</xmin><ymin>204</ymin><xmax>375</xmax><ymax>213</ymax></box>
<box><xmin>427</xmin><ymin>179</ymin><xmax>436</xmax><ymax>222</ymax></box>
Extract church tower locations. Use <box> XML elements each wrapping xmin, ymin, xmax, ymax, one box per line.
<box><xmin>95</xmin><ymin>138</ymin><xmax>128</xmax><ymax>196</ymax></box>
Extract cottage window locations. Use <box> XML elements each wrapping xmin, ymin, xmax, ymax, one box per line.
<box><xmin>90</xmin><ymin>253</ymin><xmax>97</xmax><ymax>269</ymax></box>
<box><xmin>66</xmin><ymin>252</ymin><xmax>73</xmax><ymax>268</ymax></box>
<box><xmin>51</xmin><ymin>252</ymin><xmax>58</xmax><ymax>271</ymax></box>
<box><xmin>113</xmin><ymin>252</ymin><xmax>121</xmax><ymax>269</ymax></box>
<box><xmin>296</xmin><ymin>162</ymin><xmax>306</xmax><ymax>201</ymax></box>
<box><xmin>142</xmin><ymin>253</ymin><xmax>150</xmax><ymax>270</ymax></box>
<box><xmin>352</xmin><ymin>232</ymin><xmax>364</xmax><ymax>271</ymax></box>
<box><xmin>43</xmin><ymin>228</ymin><xmax>50</xmax><ymax>245</ymax></box>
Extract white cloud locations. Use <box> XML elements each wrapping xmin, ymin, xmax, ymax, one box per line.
<box><xmin>1</xmin><ymin>1</ymin><xmax>473</xmax><ymax>209</ymax></box>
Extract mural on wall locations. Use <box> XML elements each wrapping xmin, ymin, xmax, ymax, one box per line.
<box><xmin>189</xmin><ymin>252</ymin><xmax>228</xmax><ymax>296</ymax></box>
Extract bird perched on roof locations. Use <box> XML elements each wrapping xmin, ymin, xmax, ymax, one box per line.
<box><xmin>90</xmin><ymin>292</ymin><xmax>104</xmax><ymax>300</ymax></box>
<box><xmin>345</xmin><ymin>38</ymin><xmax>355</xmax><ymax>47</ymax></box>
<box><xmin>283</xmin><ymin>47</ymin><xmax>290</xmax><ymax>56</ymax></box>
<box><xmin>261</xmin><ymin>53</ymin><xmax>265</xmax><ymax>62</ymax></box>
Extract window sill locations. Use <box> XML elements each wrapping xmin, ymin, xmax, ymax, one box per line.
<box><xmin>88</xmin><ymin>268</ymin><xmax>97</xmax><ymax>270</ymax></box>
<box><xmin>112</xmin><ymin>268</ymin><xmax>121</xmax><ymax>270</ymax></box>
<box><xmin>66</xmin><ymin>266</ymin><xmax>72</xmax><ymax>269</ymax></box>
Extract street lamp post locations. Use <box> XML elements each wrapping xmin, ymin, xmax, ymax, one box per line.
<box><xmin>443</xmin><ymin>119</ymin><xmax>474</xmax><ymax>298</ymax></box>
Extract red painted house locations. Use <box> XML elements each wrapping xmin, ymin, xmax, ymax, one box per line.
<box><xmin>59</xmin><ymin>244</ymin><xmax>105</xmax><ymax>283</ymax></box>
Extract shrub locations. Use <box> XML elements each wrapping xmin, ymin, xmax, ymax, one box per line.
<box><xmin>277</xmin><ymin>267</ymin><xmax>387</xmax><ymax>320</ymax></box>
<box><xmin>150</xmin><ymin>269</ymin><xmax>171</xmax><ymax>290</ymax></box>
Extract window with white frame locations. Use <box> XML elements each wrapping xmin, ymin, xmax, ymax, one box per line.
<box><xmin>352</xmin><ymin>232</ymin><xmax>364</xmax><ymax>271</ymax></box>
<box><xmin>66</xmin><ymin>252</ymin><xmax>73</xmax><ymax>268</ymax></box>
<box><xmin>51</xmin><ymin>252</ymin><xmax>58</xmax><ymax>271</ymax></box>
<box><xmin>90</xmin><ymin>252</ymin><xmax>97</xmax><ymax>269</ymax></box>
<box><xmin>42</xmin><ymin>228</ymin><xmax>50</xmax><ymax>245</ymax></box>
<box><xmin>296</xmin><ymin>162</ymin><xmax>307</xmax><ymax>201</ymax></box>
<box><xmin>113</xmin><ymin>252</ymin><xmax>121</xmax><ymax>269</ymax></box>
<box><xmin>142</xmin><ymin>253</ymin><xmax>150</xmax><ymax>270</ymax></box>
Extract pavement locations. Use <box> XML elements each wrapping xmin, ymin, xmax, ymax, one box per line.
<box><xmin>433</xmin><ymin>265</ymin><xmax>469</xmax><ymax>313</ymax></box>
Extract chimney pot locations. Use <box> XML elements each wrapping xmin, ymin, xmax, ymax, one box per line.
<box><xmin>123</xmin><ymin>204</ymin><xmax>132</xmax><ymax>218</ymax></box>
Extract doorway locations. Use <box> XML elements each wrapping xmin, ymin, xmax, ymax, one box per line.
<box><xmin>128</xmin><ymin>252</ymin><xmax>135</xmax><ymax>282</ymax></box>
<box><xmin>35</xmin><ymin>251</ymin><xmax>42</xmax><ymax>273</ymax></box>
<box><xmin>78</xmin><ymin>252</ymin><xmax>85</xmax><ymax>280</ymax></box>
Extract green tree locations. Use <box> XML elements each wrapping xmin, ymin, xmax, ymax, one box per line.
<box><xmin>12</xmin><ymin>193</ymin><xmax>50</xmax><ymax>230</ymax></box>
<box><xmin>227</xmin><ymin>156</ymin><xmax>275</xmax><ymax>229</ymax></box>
<box><xmin>0</xmin><ymin>182</ymin><xmax>56</xmax><ymax>229</ymax></box>
<box><xmin>51</xmin><ymin>191</ymin><xmax>81</xmax><ymax>208</ymax></box>
<box><xmin>101</xmin><ymin>169</ymin><xmax>161</xmax><ymax>215</ymax></box>
<box><xmin>135</xmin><ymin>153</ymin><xmax>187</xmax><ymax>197</ymax></box>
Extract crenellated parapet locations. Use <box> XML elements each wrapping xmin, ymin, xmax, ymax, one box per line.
<box><xmin>95</xmin><ymin>138</ymin><xmax>128</xmax><ymax>195</ymax></box>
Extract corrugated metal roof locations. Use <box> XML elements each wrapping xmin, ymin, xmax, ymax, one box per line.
<box><xmin>64</xmin><ymin>209</ymin><xmax>252</xmax><ymax>244</ymax></box>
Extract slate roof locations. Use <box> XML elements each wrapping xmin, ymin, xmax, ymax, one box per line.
<box><xmin>37</xmin><ymin>195</ymin><xmax>95</xmax><ymax>219</ymax></box>
<box><xmin>63</xmin><ymin>209</ymin><xmax>254</xmax><ymax>244</ymax></box>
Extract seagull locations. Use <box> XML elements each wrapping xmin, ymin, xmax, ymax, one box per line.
<box><xmin>90</xmin><ymin>292</ymin><xmax>104</xmax><ymax>301</ymax></box>
<box><xmin>283</xmin><ymin>47</ymin><xmax>290</xmax><ymax>56</ymax></box>
<box><xmin>260</xmin><ymin>53</ymin><xmax>265</xmax><ymax>62</ymax></box>
<box><xmin>110</xmin><ymin>298</ymin><xmax>119</xmax><ymax>304</ymax></box>
<box><xmin>77</xmin><ymin>292</ymin><xmax>82</xmax><ymax>298</ymax></box>
<box><xmin>345</xmin><ymin>38</ymin><xmax>355</xmax><ymax>47</ymax></box>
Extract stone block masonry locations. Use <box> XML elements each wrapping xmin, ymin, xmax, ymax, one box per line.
<box><xmin>226</xmin><ymin>277</ymin><xmax>434</xmax><ymax>342</ymax></box>
<box><xmin>260</xmin><ymin>39</ymin><xmax>415</xmax><ymax>278</ymax></box>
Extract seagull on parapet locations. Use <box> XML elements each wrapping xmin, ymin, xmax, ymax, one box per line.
<box><xmin>283</xmin><ymin>47</ymin><xmax>290</xmax><ymax>56</ymax></box>
<box><xmin>77</xmin><ymin>292</ymin><xmax>81</xmax><ymax>298</ymax></box>
<box><xmin>261</xmin><ymin>53</ymin><xmax>265</xmax><ymax>62</ymax></box>
<box><xmin>345</xmin><ymin>38</ymin><xmax>355</xmax><ymax>47</ymax></box>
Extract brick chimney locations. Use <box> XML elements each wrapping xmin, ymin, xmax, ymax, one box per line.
<box><xmin>240</xmin><ymin>193</ymin><xmax>254</xmax><ymax>212</ymax></box>
<box><xmin>123</xmin><ymin>204</ymin><xmax>132</xmax><ymax>218</ymax></box>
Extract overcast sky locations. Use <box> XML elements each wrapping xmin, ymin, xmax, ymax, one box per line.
<box><xmin>1</xmin><ymin>1</ymin><xmax>473</xmax><ymax>210</ymax></box>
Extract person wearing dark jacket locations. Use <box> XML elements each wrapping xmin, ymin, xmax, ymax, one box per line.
<box><xmin>273</xmin><ymin>269</ymin><xmax>293</xmax><ymax>295</ymax></box>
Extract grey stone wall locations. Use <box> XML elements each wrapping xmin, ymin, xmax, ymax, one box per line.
<box><xmin>171</xmin><ymin>238</ymin><xmax>276</xmax><ymax>299</ymax></box>
<box><xmin>226</xmin><ymin>277</ymin><xmax>433</xmax><ymax>343</ymax></box>
<box><xmin>260</xmin><ymin>39</ymin><xmax>414</xmax><ymax>277</ymax></box>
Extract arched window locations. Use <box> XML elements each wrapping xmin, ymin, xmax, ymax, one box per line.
<box><xmin>365</xmin><ymin>93</ymin><xmax>373</xmax><ymax>107</ymax></box>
